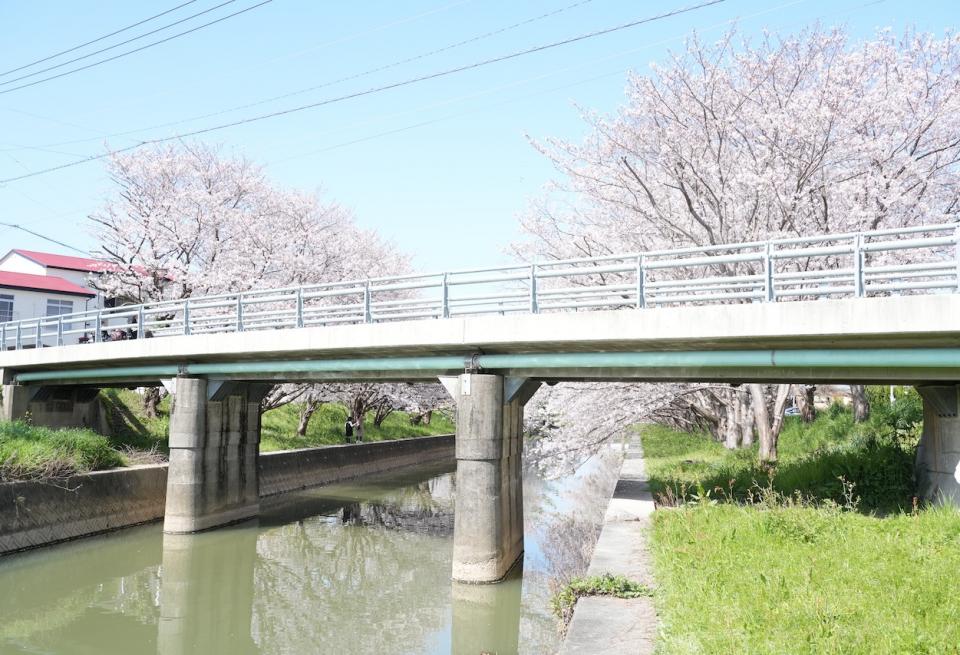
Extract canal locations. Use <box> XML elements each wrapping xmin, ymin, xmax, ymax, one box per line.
<box><xmin>0</xmin><ymin>448</ymin><xmax>620</xmax><ymax>654</ymax></box>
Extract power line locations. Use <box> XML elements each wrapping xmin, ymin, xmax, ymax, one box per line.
<box><xmin>2</xmin><ymin>0</ymin><xmax>600</xmax><ymax>151</ymax></box>
<box><xmin>0</xmin><ymin>0</ymin><xmax>274</xmax><ymax>96</ymax></box>
<box><xmin>0</xmin><ymin>0</ymin><xmax>239</xmax><ymax>87</ymax></box>
<box><xmin>0</xmin><ymin>0</ymin><xmax>728</xmax><ymax>184</ymax></box>
<box><xmin>0</xmin><ymin>221</ymin><xmax>87</xmax><ymax>254</ymax></box>
<box><xmin>0</xmin><ymin>0</ymin><xmax>200</xmax><ymax>78</ymax></box>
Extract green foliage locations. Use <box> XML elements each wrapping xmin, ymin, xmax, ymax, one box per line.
<box><xmin>260</xmin><ymin>402</ymin><xmax>454</xmax><ymax>452</ymax></box>
<box><xmin>0</xmin><ymin>421</ymin><xmax>123</xmax><ymax>480</ymax></box>
<box><xmin>550</xmin><ymin>573</ymin><xmax>652</xmax><ymax>625</ymax></box>
<box><xmin>642</xmin><ymin>389</ymin><xmax>920</xmax><ymax>514</ymax></box>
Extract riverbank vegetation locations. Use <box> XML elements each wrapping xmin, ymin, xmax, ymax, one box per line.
<box><xmin>550</xmin><ymin>573</ymin><xmax>651</xmax><ymax>626</ymax></box>
<box><xmin>0</xmin><ymin>389</ymin><xmax>453</xmax><ymax>481</ymax></box>
<box><xmin>644</xmin><ymin>390</ymin><xmax>960</xmax><ymax>653</ymax></box>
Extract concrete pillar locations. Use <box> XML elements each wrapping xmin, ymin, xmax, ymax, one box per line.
<box><xmin>916</xmin><ymin>385</ymin><xmax>960</xmax><ymax>504</ymax></box>
<box><xmin>163</xmin><ymin>378</ymin><xmax>269</xmax><ymax>534</ymax></box>
<box><xmin>451</xmin><ymin>374</ymin><xmax>540</xmax><ymax>583</ymax></box>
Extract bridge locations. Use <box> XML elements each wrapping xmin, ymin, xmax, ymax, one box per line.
<box><xmin>3</xmin><ymin>223</ymin><xmax>960</xmax><ymax>582</ymax></box>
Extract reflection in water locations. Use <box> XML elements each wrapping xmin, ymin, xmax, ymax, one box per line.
<box><xmin>451</xmin><ymin>567</ymin><xmax>522</xmax><ymax>655</ymax></box>
<box><xmin>0</xmin><ymin>449</ymin><xmax>620</xmax><ymax>654</ymax></box>
<box><xmin>158</xmin><ymin>528</ymin><xmax>259</xmax><ymax>655</ymax></box>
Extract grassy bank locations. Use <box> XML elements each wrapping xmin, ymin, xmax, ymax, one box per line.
<box><xmin>0</xmin><ymin>421</ymin><xmax>123</xmax><ymax>481</ymax></box>
<box><xmin>0</xmin><ymin>389</ymin><xmax>453</xmax><ymax>480</ymax></box>
<box><xmin>643</xmin><ymin>391</ymin><xmax>960</xmax><ymax>653</ymax></box>
<box><xmin>260</xmin><ymin>403</ymin><xmax>453</xmax><ymax>451</ymax></box>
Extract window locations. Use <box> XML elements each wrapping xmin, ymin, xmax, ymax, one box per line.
<box><xmin>0</xmin><ymin>294</ymin><xmax>12</xmax><ymax>323</ymax></box>
<box><xmin>46</xmin><ymin>299</ymin><xmax>73</xmax><ymax>317</ymax></box>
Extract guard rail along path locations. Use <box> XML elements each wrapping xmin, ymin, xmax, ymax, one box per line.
<box><xmin>2</xmin><ymin>223</ymin><xmax>959</xmax><ymax>350</ymax></box>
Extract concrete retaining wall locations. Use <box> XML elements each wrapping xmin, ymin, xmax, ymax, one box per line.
<box><xmin>259</xmin><ymin>434</ymin><xmax>454</xmax><ymax>496</ymax></box>
<box><xmin>0</xmin><ymin>434</ymin><xmax>454</xmax><ymax>555</ymax></box>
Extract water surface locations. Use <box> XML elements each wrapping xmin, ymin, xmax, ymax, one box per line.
<box><xmin>0</xmin><ymin>451</ymin><xmax>619</xmax><ymax>654</ymax></box>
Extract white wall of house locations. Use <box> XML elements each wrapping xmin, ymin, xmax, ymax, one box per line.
<box><xmin>0</xmin><ymin>252</ymin><xmax>46</xmax><ymax>276</ymax></box>
<box><xmin>0</xmin><ymin>288</ymin><xmax>96</xmax><ymax>347</ymax></box>
<box><xmin>47</xmin><ymin>268</ymin><xmax>105</xmax><ymax>310</ymax></box>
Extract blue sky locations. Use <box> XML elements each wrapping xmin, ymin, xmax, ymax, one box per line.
<box><xmin>0</xmin><ymin>0</ymin><xmax>953</xmax><ymax>272</ymax></box>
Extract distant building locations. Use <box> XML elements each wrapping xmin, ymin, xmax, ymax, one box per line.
<box><xmin>0</xmin><ymin>249</ymin><xmax>112</xmax><ymax>346</ymax></box>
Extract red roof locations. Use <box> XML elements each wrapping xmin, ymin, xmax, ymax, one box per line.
<box><xmin>11</xmin><ymin>249</ymin><xmax>113</xmax><ymax>273</ymax></box>
<box><xmin>0</xmin><ymin>271</ymin><xmax>95</xmax><ymax>297</ymax></box>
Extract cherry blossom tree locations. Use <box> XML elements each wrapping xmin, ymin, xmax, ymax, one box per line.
<box><xmin>516</xmin><ymin>26</ymin><xmax>960</xmax><ymax>465</ymax></box>
<box><xmin>88</xmin><ymin>142</ymin><xmax>410</xmax><ymax>417</ymax></box>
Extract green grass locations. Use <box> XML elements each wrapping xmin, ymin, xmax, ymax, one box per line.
<box><xmin>643</xmin><ymin>388</ymin><xmax>960</xmax><ymax>654</ymax></box>
<box><xmin>0</xmin><ymin>421</ymin><xmax>124</xmax><ymax>480</ymax></box>
<box><xmin>551</xmin><ymin>573</ymin><xmax>652</xmax><ymax>626</ymax></box>
<box><xmin>259</xmin><ymin>403</ymin><xmax>454</xmax><ymax>452</ymax></box>
<box><xmin>651</xmin><ymin>503</ymin><xmax>960</xmax><ymax>654</ymax></box>
<box><xmin>100</xmin><ymin>388</ymin><xmax>170</xmax><ymax>454</ymax></box>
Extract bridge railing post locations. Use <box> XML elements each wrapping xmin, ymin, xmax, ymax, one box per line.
<box><xmin>137</xmin><ymin>305</ymin><xmax>145</xmax><ymax>338</ymax></box>
<box><xmin>15</xmin><ymin>322</ymin><xmax>21</xmax><ymax>350</ymax></box>
<box><xmin>94</xmin><ymin>312</ymin><xmax>101</xmax><ymax>343</ymax></box>
<box><xmin>363</xmin><ymin>282</ymin><xmax>372</xmax><ymax>323</ymax></box>
<box><xmin>442</xmin><ymin>273</ymin><xmax>450</xmax><ymax>319</ymax></box>
<box><xmin>954</xmin><ymin>225</ymin><xmax>960</xmax><ymax>293</ymax></box>
<box><xmin>295</xmin><ymin>289</ymin><xmax>304</xmax><ymax>328</ymax></box>
<box><xmin>636</xmin><ymin>255</ymin><xmax>645</xmax><ymax>309</ymax></box>
<box><xmin>764</xmin><ymin>242</ymin><xmax>775</xmax><ymax>302</ymax></box>
<box><xmin>57</xmin><ymin>316</ymin><xmax>63</xmax><ymax>347</ymax></box>
<box><xmin>853</xmin><ymin>234</ymin><xmax>864</xmax><ymax>298</ymax></box>
<box><xmin>529</xmin><ymin>265</ymin><xmax>539</xmax><ymax>314</ymax></box>
<box><xmin>236</xmin><ymin>294</ymin><xmax>244</xmax><ymax>332</ymax></box>
<box><xmin>183</xmin><ymin>300</ymin><xmax>191</xmax><ymax>335</ymax></box>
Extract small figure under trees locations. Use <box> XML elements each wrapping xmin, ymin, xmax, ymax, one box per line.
<box><xmin>517</xmin><ymin>26</ymin><xmax>960</xmax><ymax>466</ymax></box>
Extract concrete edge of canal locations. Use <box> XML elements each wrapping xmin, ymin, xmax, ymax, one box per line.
<box><xmin>559</xmin><ymin>437</ymin><xmax>659</xmax><ymax>655</ymax></box>
<box><xmin>0</xmin><ymin>434</ymin><xmax>454</xmax><ymax>556</ymax></box>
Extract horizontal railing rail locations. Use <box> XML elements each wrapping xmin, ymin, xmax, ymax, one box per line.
<box><xmin>1</xmin><ymin>223</ymin><xmax>958</xmax><ymax>351</ymax></box>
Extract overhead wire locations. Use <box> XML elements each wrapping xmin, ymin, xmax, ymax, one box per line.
<box><xmin>0</xmin><ymin>0</ymin><xmax>727</xmax><ymax>184</ymax></box>
<box><xmin>0</xmin><ymin>0</ymin><xmax>240</xmax><ymax>87</ymax></box>
<box><xmin>0</xmin><ymin>0</ymin><xmax>200</xmax><ymax>77</ymax></box>
<box><xmin>0</xmin><ymin>0</ymin><xmax>275</xmax><ymax>96</ymax></box>
<box><xmin>1</xmin><ymin>0</ymin><xmax>601</xmax><ymax>151</ymax></box>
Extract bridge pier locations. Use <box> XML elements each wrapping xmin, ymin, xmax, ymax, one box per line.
<box><xmin>163</xmin><ymin>378</ymin><xmax>270</xmax><ymax>534</ymax></box>
<box><xmin>916</xmin><ymin>385</ymin><xmax>960</xmax><ymax>504</ymax></box>
<box><xmin>447</xmin><ymin>373</ymin><xmax>540</xmax><ymax>583</ymax></box>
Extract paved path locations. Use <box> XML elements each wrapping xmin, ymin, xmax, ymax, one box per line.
<box><xmin>559</xmin><ymin>439</ymin><xmax>658</xmax><ymax>655</ymax></box>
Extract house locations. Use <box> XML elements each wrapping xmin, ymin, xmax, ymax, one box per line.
<box><xmin>0</xmin><ymin>249</ymin><xmax>110</xmax><ymax>346</ymax></box>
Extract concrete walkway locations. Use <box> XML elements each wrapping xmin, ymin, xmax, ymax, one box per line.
<box><xmin>559</xmin><ymin>439</ymin><xmax>658</xmax><ymax>655</ymax></box>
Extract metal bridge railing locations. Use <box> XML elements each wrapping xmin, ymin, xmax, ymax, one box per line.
<box><xmin>1</xmin><ymin>223</ymin><xmax>958</xmax><ymax>351</ymax></box>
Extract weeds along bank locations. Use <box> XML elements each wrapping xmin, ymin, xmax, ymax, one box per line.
<box><xmin>1</xmin><ymin>389</ymin><xmax>453</xmax><ymax>481</ymax></box>
<box><xmin>643</xmin><ymin>389</ymin><xmax>960</xmax><ymax>653</ymax></box>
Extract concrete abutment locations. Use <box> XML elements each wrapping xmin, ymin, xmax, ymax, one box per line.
<box><xmin>916</xmin><ymin>384</ymin><xmax>960</xmax><ymax>505</ymax></box>
<box><xmin>163</xmin><ymin>378</ymin><xmax>271</xmax><ymax>534</ymax></box>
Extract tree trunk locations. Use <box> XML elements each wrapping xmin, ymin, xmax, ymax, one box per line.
<box><xmin>749</xmin><ymin>384</ymin><xmax>791</xmax><ymax>463</ymax></box>
<box><xmin>738</xmin><ymin>391</ymin><xmax>754</xmax><ymax>447</ymax></box>
<box><xmin>141</xmin><ymin>386</ymin><xmax>162</xmax><ymax>419</ymax></box>
<box><xmin>793</xmin><ymin>385</ymin><xmax>816</xmax><ymax>422</ymax></box>
<box><xmin>297</xmin><ymin>400</ymin><xmax>321</xmax><ymax>436</ymax></box>
<box><xmin>851</xmin><ymin>384</ymin><xmax>870</xmax><ymax>422</ymax></box>
<box><xmin>723</xmin><ymin>395</ymin><xmax>741</xmax><ymax>449</ymax></box>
